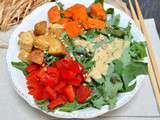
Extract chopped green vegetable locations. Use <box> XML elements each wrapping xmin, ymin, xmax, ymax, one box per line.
<box><xmin>91</xmin><ymin>97</ymin><xmax>106</xmax><ymax>109</ymax></box>
<box><xmin>35</xmin><ymin>100</ymin><xmax>49</xmax><ymax>111</ymax></box>
<box><xmin>56</xmin><ymin>1</ymin><xmax>64</xmax><ymax>10</ymax></box>
<box><xmin>100</xmin><ymin>23</ymin><xmax>132</xmax><ymax>39</ymax></box>
<box><xmin>122</xmin><ymin>62</ymin><xmax>148</xmax><ymax>90</ymax></box>
<box><xmin>79</xmin><ymin>29</ymin><xmax>99</xmax><ymax>42</ymax></box>
<box><xmin>60</xmin><ymin>100</ymin><xmax>88</xmax><ymax>112</ymax></box>
<box><xmin>44</xmin><ymin>51</ymin><xmax>60</xmax><ymax>65</ymax></box>
<box><xmin>129</xmin><ymin>41</ymin><xmax>147</xmax><ymax>61</ymax></box>
<box><xmin>35</xmin><ymin>99</ymin><xmax>48</xmax><ymax>104</ymax></box>
<box><xmin>11</xmin><ymin>61</ymin><xmax>29</xmax><ymax>75</ymax></box>
<box><xmin>72</xmin><ymin>46</ymin><xmax>95</xmax><ymax>72</ymax></box>
<box><xmin>106</xmin><ymin>8</ymin><xmax>114</xmax><ymax>15</ymax></box>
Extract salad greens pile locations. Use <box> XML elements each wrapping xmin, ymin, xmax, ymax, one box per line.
<box><xmin>58</xmin><ymin>6</ymin><xmax>148</xmax><ymax>111</ymax></box>
<box><xmin>11</xmin><ymin>0</ymin><xmax>148</xmax><ymax>112</ymax></box>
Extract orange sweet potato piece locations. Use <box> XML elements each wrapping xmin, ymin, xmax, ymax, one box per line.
<box><xmin>63</xmin><ymin>4</ymin><xmax>88</xmax><ymax>24</ymax></box>
<box><xmin>90</xmin><ymin>3</ymin><xmax>106</xmax><ymax>20</ymax></box>
<box><xmin>59</xmin><ymin>18</ymin><xmax>72</xmax><ymax>24</ymax></box>
<box><xmin>48</xmin><ymin>6</ymin><xmax>61</xmax><ymax>23</ymax></box>
<box><xmin>63</xmin><ymin>9</ymin><xmax>72</xmax><ymax>18</ymax></box>
<box><xmin>64</xmin><ymin>21</ymin><xmax>82</xmax><ymax>38</ymax></box>
<box><xmin>84</xmin><ymin>18</ymin><xmax>106</xmax><ymax>29</ymax></box>
<box><xmin>71</xmin><ymin>4</ymin><xmax>88</xmax><ymax>24</ymax></box>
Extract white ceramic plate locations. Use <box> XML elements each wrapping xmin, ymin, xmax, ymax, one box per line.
<box><xmin>6</xmin><ymin>0</ymin><xmax>148</xmax><ymax>119</ymax></box>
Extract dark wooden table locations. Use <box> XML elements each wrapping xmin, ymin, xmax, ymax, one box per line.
<box><xmin>123</xmin><ymin>0</ymin><xmax>160</xmax><ymax>36</ymax></box>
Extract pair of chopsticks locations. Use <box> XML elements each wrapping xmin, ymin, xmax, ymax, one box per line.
<box><xmin>129</xmin><ymin>0</ymin><xmax>160</xmax><ymax>111</ymax></box>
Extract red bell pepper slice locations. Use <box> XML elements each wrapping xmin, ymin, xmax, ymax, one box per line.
<box><xmin>45</xmin><ymin>86</ymin><xmax>57</xmax><ymax>100</ymax></box>
<box><xmin>25</xmin><ymin>64</ymin><xmax>40</xmax><ymax>73</ymax></box>
<box><xmin>67</xmin><ymin>76</ymin><xmax>82</xmax><ymax>86</ymax></box>
<box><xmin>47</xmin><ymin>67</ymin><xmax>58</xmax><ymax>74</ymax></box>
<box><xmin>76</xmin><ymin>85</ymin><xmax>92</xmax><ymax>103</ymax></box>
<box><xmin>40</xmin><ymin>73</ymin><xmax>58</xmax><ymax>87</ymax></box>
<box><xmin>48</xmin><ymin>97</ymin><xmax>65</xmax><ymax>109</ymax></box>
<box><xmin>54</xmin><ymin>81</ymin><xmax>66</xmax><ymax>92</ymax></box>
<box><xmin>26</xmin><ymin>70</ymin><xmax>39</xmax><ymax>81</ymax></box>
<box><xmin>28</xmin><ymin>84</ymin><xmax>44</xmax><ymax>100</ymax></box>
<box><xmin>61</xmin><ymin>70</ymin><xmax>75</xmax><ymax>80</ymax></box>
<box><xmin>64</xmin><ymin>85</ymin><xmax>75</xmax><ymax>103</ymax></box>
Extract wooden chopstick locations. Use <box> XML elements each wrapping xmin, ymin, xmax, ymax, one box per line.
<box><xmin>148</xmin><ymin>63</ymin><xmax>160</xmax><ymax>111</ymax></box>
<box><xmin>128</xmin><ymin>0</ymin><xmax>141</xmax><ymax>29</ymax></box>
<box><xmin>129</xmin><ymin>0</ymin><xmax>160</xmax><ymax>111</ymax></box>
<box><xmin>134</xmin><ymin>0</ymin><xmax>160</xmax><ymax>91</ymax></box>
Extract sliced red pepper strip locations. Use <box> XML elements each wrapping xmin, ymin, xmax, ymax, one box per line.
<box><xmin>64</xmin><ymin>85</ymin><xmax>75</xmax><ymax>103</ymax></box>
<box><xmin>45</xmin><ymin>86</ymin><xmax>57</xmax><ymax>100</ymax></box>
<box><xmin>25</xmin><ymin>64</ymin><xmax>40</xmax><ymax>73</ymax></box>
<box><xmin>54</xmin><ymin>81</ymin><xmax>66</xmax><ymax>91</ymax></box>
<box><xmin>40</xmin><ymin>73</ymin><xmax>58</xmax><ymax>87</ymax></box>
<box><xmin>67</xmin><ymin>76</ymin><xmax>82</xmax><ymax>86</ymax></box>
<box><xmin>76</xmin><ymin>85</ymin><xmax>92</xmax><ymax>103</ymax></box>
<box><xmin>48</xmin><ymin>97</ymin><xmax>65</xmax><ymax>109</ymax></box>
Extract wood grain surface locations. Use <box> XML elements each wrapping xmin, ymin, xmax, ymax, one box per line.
<box><xmin>123</xmin><ymin>0</ymin><xmax>160</xmax><ymax>36</ymax></box>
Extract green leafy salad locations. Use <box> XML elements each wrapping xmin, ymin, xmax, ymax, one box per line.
<box><xmin>11</xmin><ymin>0</ymin><xmax>148</xmax><ymax>112</ymax></box>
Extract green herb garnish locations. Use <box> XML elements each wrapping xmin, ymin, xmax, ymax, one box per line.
<box><xmin>11</xmin><ymin>61</ymin><xmax>29</xmax><ymax>75</ymax></box>
<box><xmin>44</xmin><ymin>51</ymin><xmax>60</xmax><ymax>65</ymax></box>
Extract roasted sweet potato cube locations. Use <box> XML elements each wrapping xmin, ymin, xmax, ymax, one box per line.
<box><xmin>18</xmin><ymin>49</ymin><xmax>30</xmax><ymax>61</ymax></box>
<box><xmin>63</xmin><ymin>9</ymin><xmax>72</xmax><ymax>18</ymax></box>
<box><xmin>90</xmin><ymin>3</ymin><xmax>106</xmax><ymax>20</ymax></box>
<box><xmin>34</xmin><ymin>21</ymin><xmax>47</xmax><ymax>36</ymax></box>
<box><xmin>48</xmin><ymin>6</ymin><xmax>61</xmax><ymax>23</ymax></box>
<box><xmin>64</xmin><ymin>21</ymin><xmax>82</xmax><ymax>38</ymax></box>
<box><xmin>63</xmin><ymin>4</ymin><xmax>88</xmax><ymax>24</ymax></box>
<box><xmin>71</xmin><ymin>4</ymin><xmax>88</xmax><ymax>23</ymax></box>
<box><xmin>18</xmin><ymin>31</ymin><xmax>34</xmax><ymax>52</ymax></box>
<box><xmin>28</xmin><ymin>49</ymin><xmax>44</xmax><ymax>64</ymax></box>
<box><xmin>59</xmin><ymin>18</ymin><xmax>72</xmax><ymax>24</ymax></box>
<box><xmin>33</xmin><ymin>35</ymin><xmax>49</xmax><ymax>51</ymax></box>
<box><xmin>48</xmin><ymin>34</ymin><xmax>66</xmax><ymax>55</ymax></box>
<box><xmin>84</xmin><ymin>18</ymin><xmax>106</xmax><ymax>29</ymax></box>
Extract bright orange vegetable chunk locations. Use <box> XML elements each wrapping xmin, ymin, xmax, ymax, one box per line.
<box><xmin>84</xmin><ymin>17</ymin><xmax>106</xmax><ymax>29</ymax></box>
<box><xmin>64</xmin><ymin>21</ymin><xmax>82</xmax><ymax>38</ymax></box>
<box><xmin>90</xmin><ymin>3</ymin><xmax>106</xmax><ymax>20</ymax></box>
<box><xmin>59</xmin><ymin>18</ymin><xmax>72</xmax><ymax>24</ymax></box>
<box><xmin>63</xmin><ymin>4</ymin><xmax>88</xmax><ymax>24</ymax></box>
<box><xmin>48</xmin><ymin>6</ymin><xmax>61</xmax><ymax>23</ymax></box>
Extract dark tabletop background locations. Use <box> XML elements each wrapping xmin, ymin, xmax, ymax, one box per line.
<box><xmin>123</xmin><ymin>0</ymin><xmax>160</xmax><ymax>36</ymax></box>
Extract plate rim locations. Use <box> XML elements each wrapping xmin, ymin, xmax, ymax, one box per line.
<box><xmin>6</xmin><ymin>1</ymin><xmax>147</xmax><ymax>119</ymax></box>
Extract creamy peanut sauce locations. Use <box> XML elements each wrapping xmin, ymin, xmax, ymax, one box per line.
<box><xmin>90</xmin><ymin>39</ymin><xmax>129</xmax><ymax>79</ymax></box>
<box><xmin>74</xmin><ymin>37</ymin><xmax>130</xmax><ymax>79</ymax></box>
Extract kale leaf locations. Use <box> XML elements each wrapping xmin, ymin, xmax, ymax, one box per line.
<box><xmin>11</xmin><ymin>61</ymin><xmax>29</xmax><ymax>75</ymax></box>
<box><xmin>44</xmin><ymin>51</ymin><xmax>61</xmax><ymax>65</ymax></box>
<box><xmin>129</xmin><ymin>41</ymin><xmax>147</xmax><ymax>60</ymax></box>
<box><xmin>72</xmin><ymin>46</ymin><xmax>95</xmax><ymax>72</ymax></box>
<box><xmin>60</xmin><ymin>100</ymin><xmax>88</xmax><ymax>112</ymax></box>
